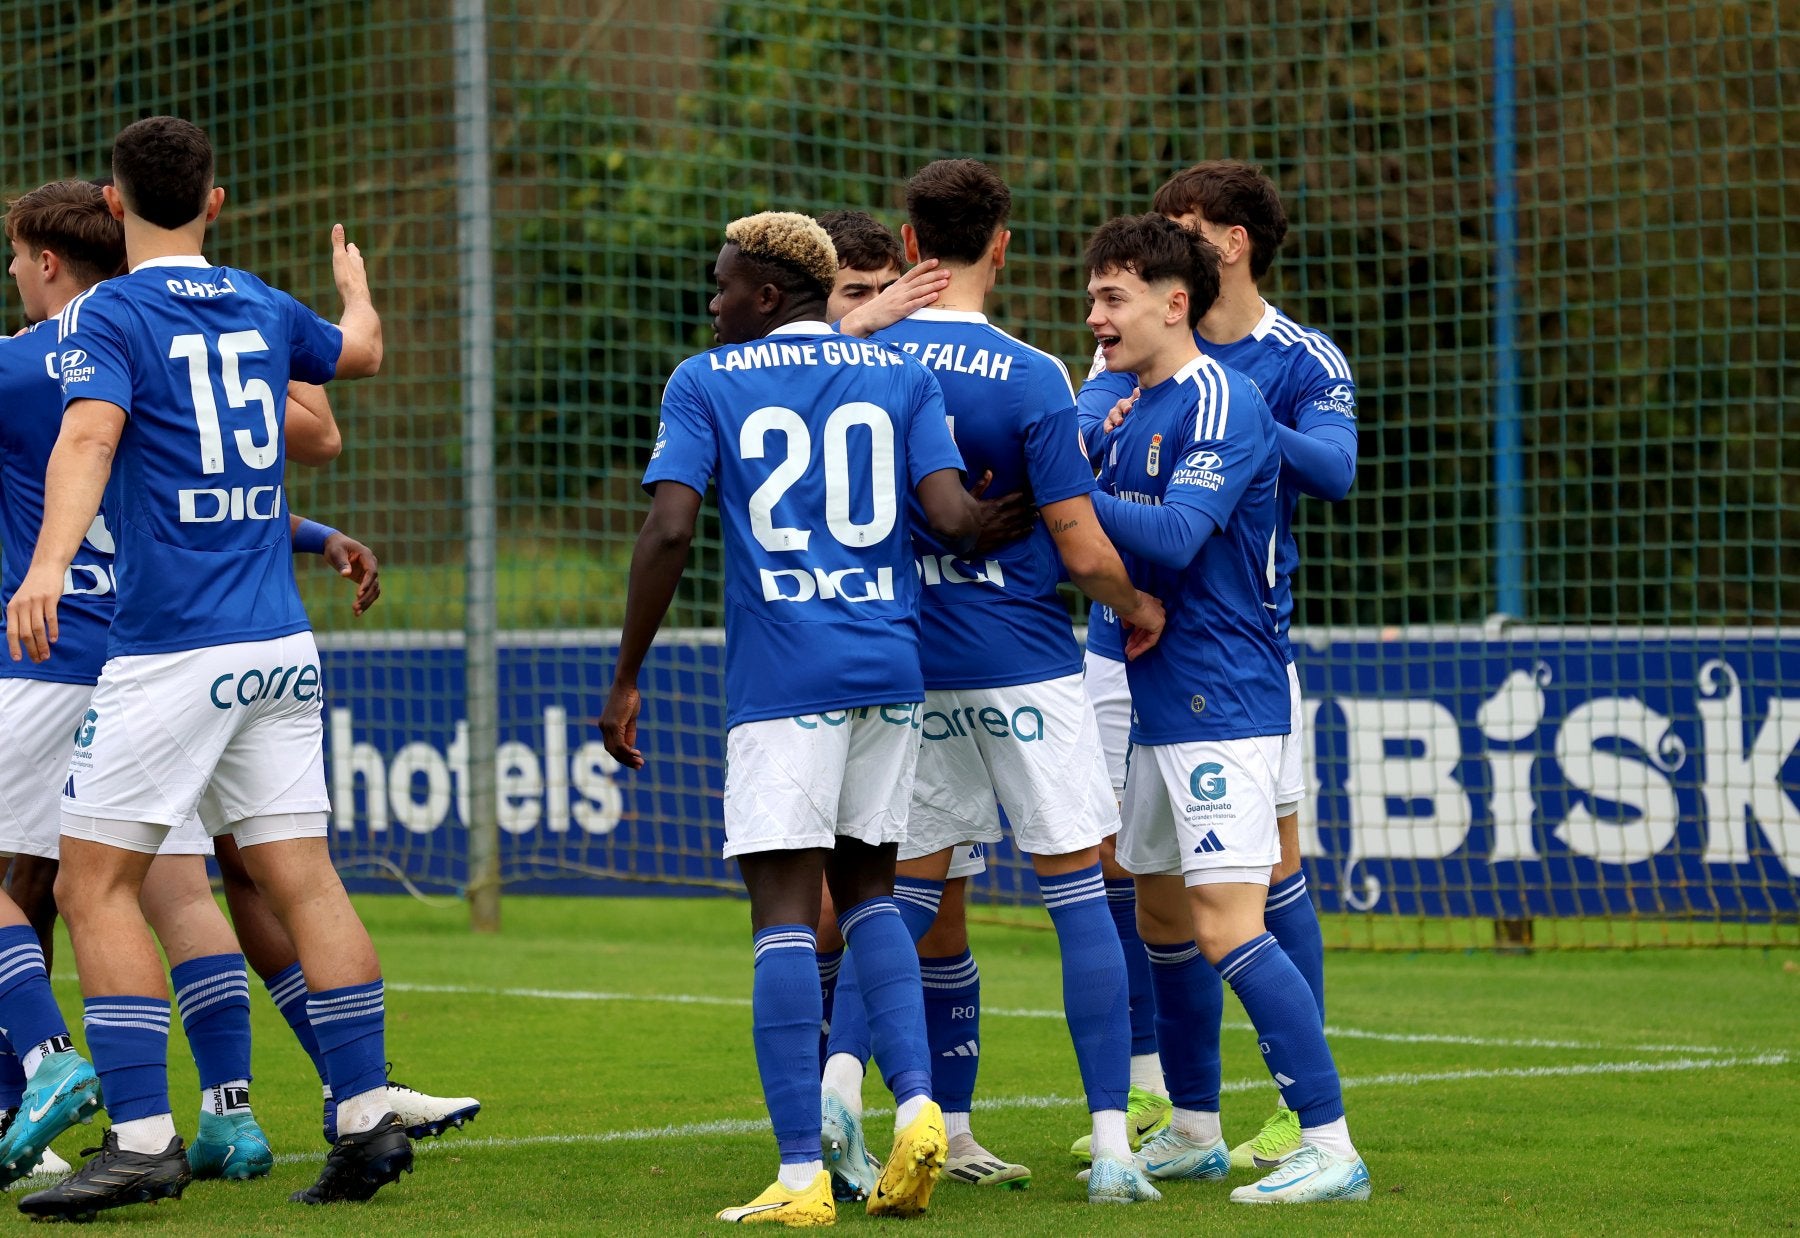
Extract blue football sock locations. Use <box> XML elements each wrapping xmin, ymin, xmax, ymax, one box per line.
<box><xmin>1217</xmin><ymin>933</ymin><xmax>1344</xmax><ymax>1127</ymax></box>
<box><xmin>0</xmin><ymin>1044</ymin><xmax>24</xmax><ymax>1111</ymax></box>
<box><xmin>1265</xmin><ymin>872</ymin><xmax>1326</xmax><ymax>1021</ymax></box>
<box><xmin>307</xmin><ymin>979</ymin><xmax>387</xmax><ymax>1104</ymax></box>
<box><xmin>1145</xmin><ymin>940</ymin><xmax>1222</xmax><ymax>1112</ymax></box>
<box><xmin>815</xmin><ymin>947</ymin><xmax>843</xmax><ymax>1072</ymax></box>
<box><xmin>265</xmin><ymin>962</ymin><xmax>328</xmax><ymax>1086</ymax></box>
<box><xmin>822</xmin><ymin>879</ymin><xmax>942</xmax><ymax>1074</ymax></box>
<box><xmin>752</xmin><ymin>925</ymin><xmax>823</xmax><ymax>1165</ymax></box>
<box><xmin>171</xmin><ymin>952</ymin><xmax>252</xmax><ymax>1092</ymax></box>
<box><xmin>83</xmin><ymin>996</ymin><xmax>171</xmax><ymax>1122</ymax></box>
<box><xmin>837</xmin><ymin>898</ymin><xmax>931</xmax><ymax>1107</ymax></box>
<box><xmin>0</xmin><ymin>926</ymin><xmax>69</xmax><ymax>1058</ymax></box>
<box><xmin>920</xmin><ymin>951</ymin><xmax>980</xmax><ymax>1112</ymax></box>
<box><xmin>1106</xmin><ymin>879</ymin><xmax>1159</xmax><ymax>1057</ymax></box>
<box><xmin>1039</xmin><ymin>865</ymin><xmax>1129</xmax><ymax>1113</ymax></box>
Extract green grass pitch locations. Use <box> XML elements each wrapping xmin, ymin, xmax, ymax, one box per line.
<box><xmin>26</xmin><ymin>896</ymin><xmax>1800</xmax><ymax>1233</ymax></box>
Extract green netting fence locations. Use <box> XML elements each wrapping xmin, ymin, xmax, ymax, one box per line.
<box><xmin>1</xmin><ymin>1</ymin><xmax>1794</xmax><ymax>947</ymax></box>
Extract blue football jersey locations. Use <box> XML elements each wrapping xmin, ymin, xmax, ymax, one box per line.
<box><xmin>1095</xmin><ymin>353</ymin><xmax>1288</xmax><ymax>744</ymax></box>
<box><xmin>873</xmin><ymin>309</ymin><xmax>1094</xmax><ymax>690</ymax></box>
<box><xmin>56</xmin><ymin>259</ymin><xmax>341</xmax><ymax>657</ymax></box>
<box><xmin>1081</xmin><ymin>302</ymin><xmax>1357</xmax><ymax>663</ymax></box>
<box><xmin>642</xmin><ymin>321</ymin><xmax>966</xmax><ymax>727</ymax></box>
<box><xmin>0</xmin><ymin>320</ymin><xmax>115</xmax><ymax>684</ymax></box>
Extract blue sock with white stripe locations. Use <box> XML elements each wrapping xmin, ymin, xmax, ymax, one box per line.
<box><xmin>265</xmin><ymin>962</ymin><xmax>328</xmax><ymax>1085</ymax></box>
<box><xmin>172</xmin><ymin>953</ymin><xmax>252</xmax><ymax>1110</ymax></box>
<box><xmin>752</xmin><ymin>925</ymin><xmax>823</xmax><ymax>1166</ymax></box>
<box><xmin>307</xmin><ymin>979</ymin><xmax>388</xmax><ymax>1118</ymax></box>
<box><xmin>83</xmin><ymin>996</ymin><xmax>171</xmax><ymax>1122</ymax></box>
<box><xmin>0</xmin><ymin>926</ymin><xmax>69</xmax><ymax>1069</ymax></box>
<box><xmin>1146</xmin><ymin>941</ymin><xmax>1222</xmax><ymax>1113</ymax></box>
<box><xmin>1039</xmin><ymin>865</ymin><xmax>1130</xmax><ymax>1113</ymax></box>
<box><xmin>1265</xmin><ymin>872</ymin><xmax>1326</xmax><ymax>1021</ymax></box>
<box><xmin>815</xmin><ymin>947</ymin><xmax>843</xmax><ymax>1073</ymax></box>
<box><xmin>837</xmin><ymin>898</ymin><xmax>931</xmax><ymax>1108</ymax></box>
<box><xmin>920</xmin><ymin>951</ymin><xmax>980</xmax><ymax>1113</ymax></box>
<box><xmin>822</xmin><ymin>879</ymin><xmax>942</xmax><ymax>1071</ymax></box>
<box><xmin>1105</xmin><ymin>879</ymin><xmax>1159</xmax><ymax>1057</ymax></box>
<box><xmin>1216</xmin><ymin>933</ymin><xmax>1344</xmax><ymax>1127</ymax></box>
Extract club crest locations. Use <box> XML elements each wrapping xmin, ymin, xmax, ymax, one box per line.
<box><xmin>1146</xmin><ymin>432</ymin><xmax>1163</xmax><ymax>476</ymax></box>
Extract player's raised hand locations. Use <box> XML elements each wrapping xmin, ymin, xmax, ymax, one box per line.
<box><xmin>837</xmin><ymin>259</ymin><xmax>950</xmax><ymax>338</ymax></box>
<box><xmin>331</xmin><ymin>223</ymin><xmax>371</xmax><ymax>307</ymax></box>
<box><xmin>1104</xmin><ymin>386</ymin><xmax>1141</xmax><ymax>434</ymax></box>
<box><xmin>5</xmin><ymin>565</ymin><xmax>63</xmax><ymax>663</ymax></box>
<box><xmin>1121</xmin><ymin>590</ymin><xmax>1166</xmax><ymax>660</ymax></box>
<box><xmin>322</xmin><ymin>531</ymin><xmax>382</xmax><ymax>617</ymax></box>
<box><xmin>600</xmin><ymin>681</ymin><xmax>646</xmax><ymax>770</ymax></box>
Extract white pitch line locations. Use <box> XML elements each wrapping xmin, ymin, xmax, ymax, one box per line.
<box><xmin>265</xmin><ymin>1053</ymin><xmax>1788</xmax><ymax>1167</ymax></box>
<box><xmin>385</xmin><ymin>981</ymin><xmax>1741</xmax><ymax>1058</ymax></box>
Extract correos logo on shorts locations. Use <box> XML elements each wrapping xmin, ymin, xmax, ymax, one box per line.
<box><xmin>923</xmin><ymin>705</ymin><xmax>1044</xmax><ymax>743</ymax></box>
<box><xmin>1189</xmin><ymin>761</ymin><xmax>1228</xmax><ymax>801</ymax></box>
<box><xmin>209</xmin><ymin>663</ymin><xmax>321</xmax><ymax>709</ymax></box>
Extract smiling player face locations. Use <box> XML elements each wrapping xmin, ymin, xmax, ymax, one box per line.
<box><xmin>1086</xmin><ymin>264</ymin><xmax>1177</xmax><ymax>379</ymax></box>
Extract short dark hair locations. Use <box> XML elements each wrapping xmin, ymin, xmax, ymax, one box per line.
<box><xmin>817</xmin><ymin>210</ymin><xmax>904</xmax><ymax>273</ymax></box>
<box><xmin>3</xmin><ymin>180</ymin><xmax>125</xmax><ymax>286</ymax></box>
<box><xmin>1083</xmin><ymin>213</ymin><xmax>1221</xmax><ymax>328</ymax></box>
<box><xmin>1151</xmin><ymin>161</ymin><xmax>1289</xmax><ymax>280</ymax></box>
<box><xmin>904</xmin><ymin>159</ymin><xmax>1010</xmax><ymax>265</ymax></box>
<box><xmin>112</xmin><ymin>116</ymin><xmax>214</xmax><ymax>231</ymax></box>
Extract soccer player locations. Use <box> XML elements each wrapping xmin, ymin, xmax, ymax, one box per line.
<box><xmin>600</xmin><ymin>210</ymin><xmax>993</xmax><ymax>1225</ymax></box>
<box><xmin>5</xmin><ymin>117</ymin><xmax>407</xmax><ymax>1219</ymax></box>
<box><xmin>818</xmin><ymin>210</ymin><xmax>904</xmax><ymax>321</ymax></box>
<box><xmin>1083</xmin><ymin>213</ymin><xmax>1369</xmax><ymax>1204</ymax></box>
<box><xmin>0</xmin><ymin>181</ymin><xmax>397</xmax><ymax>1188</ymax></box>
<box><xmin>818</xmin><ymin>159</ymin><xmax>1166</xmax><ymax>1206</ymax></box>
<box><xmin>1078</xmin><ymin>161</ymin><xmax>1359</xmax><ymax>1172</ymax></box>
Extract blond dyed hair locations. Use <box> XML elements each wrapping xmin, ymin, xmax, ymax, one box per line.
<box><xmin>724</xmin><ymin>211</ymin><xmax>838</xmax><ymax>299</ymax></box>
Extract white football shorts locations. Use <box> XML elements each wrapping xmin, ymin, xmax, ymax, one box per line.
<box><xmin>1119</xmin><ymin>734</ymin><xmax>1283</xmax><ymax>887</ymax></box>
<box><xmin>945</xmin><ymin>842</ymin><xmax>986</xmax><ymax>881</ymax></box>
<box><xmin>62</xmin><ymin>633</ymin><xmax>329</xmax><ymax>850</ymax></box>
<box><xmin>1082</xmin><ymin>650</ymin><xmax>1132</xmax><ymax>796</ymax></box>
<box><xmin>1275</xmin><ymin>661</ymin><xmax>1307</xmax><ymax>817</ymax></box>
<box><xmin>906</xmin><ymin>672</ymin><xmax>1118</xmax><ymax>861</ymax></box>
<box><xmin>0</xmin><ymin>679</ymin><xmax>213</xmax><ymax>859</ymax></box>
<box><xmin>722</xmin><ymin>703</ymin><xmax>922</xmax><ymax>858</ymax></box>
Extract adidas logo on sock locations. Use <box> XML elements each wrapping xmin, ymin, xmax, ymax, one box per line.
<box><xmin>939</xmin><ymin>1039</ymin><xmax>979</xmax><ymax>1058</ymax></box>
<box><xmin>1193</xmin><ymin>830</ymin><xmax>1227</xmax><ymax>854</ymax></box>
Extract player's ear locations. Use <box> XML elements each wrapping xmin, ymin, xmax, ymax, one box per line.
<box><xmin>204</xmin><ymin>185</ymin><xmax>225</xmax><ymax>223</ymax></box>
<box><xmin>754</xmin><ymin>280</ymin><xmax>782</xmax><ymax>315</ymax></box>
<box><xmin>990</xmin><ymin>228</ymin><xmax>1011</xmax><ymax>270</ymax></box>
<box><xmin>101</xmin><ymin>183</ymin><xmax>125</xmax><ymax>221</ymax></box>
<box><xmin>1167</xmin><ymin>287</ymin><xmax>1188</xmax><ymax>327</ymax></box>
<box><xmin>39</xmin><ymin>249</ymin><xmax>59</xmax><ymax>284</ymax></box>
<box><xmin>901</xmin><ymin>223</ymin><xmax>921</xmax><ymax>266</ymax></box>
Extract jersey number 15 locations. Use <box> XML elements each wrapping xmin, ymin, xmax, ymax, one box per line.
<box><xmin>169</xmin><ymin>331</ymin><xmax>279</xmax><ymax>475</ymax></box>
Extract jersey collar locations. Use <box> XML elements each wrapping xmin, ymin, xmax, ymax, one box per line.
<box><xmin>131</xmin><ymin>255</ymin><xmax>211</xmax><ymax>272</ymax></box>
<box><xmin>1248</xmin><ymin>299</ymin><xmax>1280</xmax><ymax>340</ymax></box>
<box><xmin>908</xmin><ymin>308</ymin><xmax>988</xmax><ymax>324</ymax></box>
<box><xmin>766</xmin><ymin>320</ymin><xmax>832</xmax><ymax>336</ymax></box>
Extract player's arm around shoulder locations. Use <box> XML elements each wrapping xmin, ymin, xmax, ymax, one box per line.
<box><xmin>328</xmin><ymin>224</ymin><xmax>382</xmax><ymax>379</ymax></box>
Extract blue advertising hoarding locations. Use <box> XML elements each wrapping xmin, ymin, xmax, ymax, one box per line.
<box><xmin>321</xmin><ymin>628</ymin><xmax>1799</xmax><ymax>919</ymax></box>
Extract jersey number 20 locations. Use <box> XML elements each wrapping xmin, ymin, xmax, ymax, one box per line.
<box><xmin>739</xmin><ymin>402</ymin><xmax>896</xmax><ymax>551</ymax></box>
